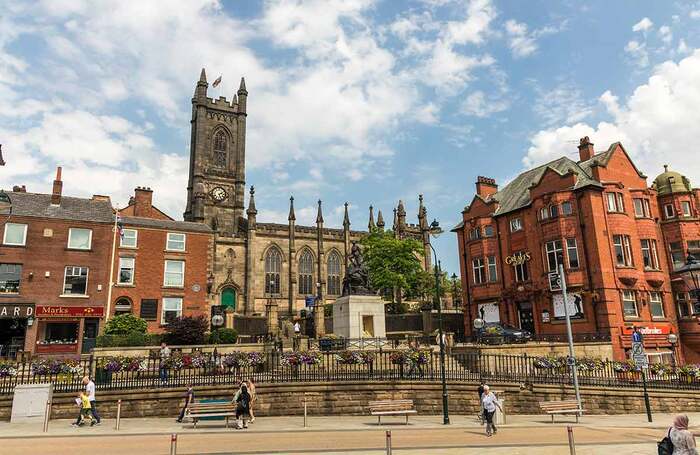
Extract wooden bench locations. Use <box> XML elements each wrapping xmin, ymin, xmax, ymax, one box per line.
<box><xmin>539</xmin><ymin>400</ymin><xmax>585</xmax><ymax>423</ymax></box>
<box><xmin>184</xmin><ymin>402</ymin><xmax>238</xmax><ymax>428</ymax></box>
<box><xmin>369</xmin><ymin>400</ymin><xmax>417</xmax><ymax>425</ymax></box>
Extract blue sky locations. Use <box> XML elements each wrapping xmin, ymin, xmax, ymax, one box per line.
<box><xmin>1</xmin><ymin>0</ymin><xmax>700</xmax><ymax>274</ymax></box>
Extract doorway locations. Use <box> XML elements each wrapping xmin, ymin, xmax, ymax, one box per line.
<box><xmin>221</xmin><ymin>288</ymin><xmax>236</xmax><ymax>311</ymax></box>
<box><xmin>362</xmin><ymin>315</ymin><xmax>374</xmax><ymax>337</ymax></box>
<box><xmin>0</xmin><ymin>319</ymin><xmax>26</xmax><ymax>359</ymax></box>
<box><xmin>517</xmin><ymin>303</ymin><xmax>535</xmax><ymax>334</ymax></box>
<box><xmin>82</xmin><ymin>318</ymin><xmax>99</xmax><ymax>354</ymax></box>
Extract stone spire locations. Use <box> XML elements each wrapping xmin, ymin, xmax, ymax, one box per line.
<box><xmin>237</xmin><ymin>77</ymin><xmax>248</xmax><ymax>114</ymax></box>
<box><xmin>199</xmin><ymin>68</ymin><xmax>207</xmax><ymax>83</ymax></box>
<box><xmin>316</xmin><ymin>199</ymin><xmax>324</xmax><ymax>223</ymax></box>
<box><xmin>392</xmin><ymin>207</ymin><xmax>398</xmax><ymax>231</ymax></box>
<box><xmin>376</xmin><ymin>209</ymin><xmax>385</xmax><ymax>230</ymax></box>
<box><xmin>246</xmin><ymin>186</ymin><xmax>257</xmax><ymax>228</ymax></box>
<box><xmin>418</xmin><ymin>194</ymin><xmax>427</xmax><ymax>230</ymax></box>
<box><xmin>194</xmin><ymin>68</ymin><xmax>208</xmax><ymax>99</ymax></box>
<box><xmin>343</xmin><ymin>202</ymin><xmax>350</xmax><ymax>229</ymax></box>
<box><xmin>231</xmin><ymin>93</ymin><xmax>238</xmax><ymax>109</ymax></box>
<box><xmin>368</xmin><ymin>205</ymin><xmax>376</xmax><ymax>230</ymax></box>
<box><xmin>288</xmin><ymin>196</ymin><xmax>296</xmax><ymax>221</ymax></box>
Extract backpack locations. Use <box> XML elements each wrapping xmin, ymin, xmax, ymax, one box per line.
<box><xmin>658</xmin><ymin>427</ymin><xmax>674</xmax><ymax>455</ymax></box>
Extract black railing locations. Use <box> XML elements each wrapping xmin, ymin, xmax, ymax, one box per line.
<box><xmin>0</xmin><ymin>351</ymin><xmax>698</xmax><ymax>395</ymax></box>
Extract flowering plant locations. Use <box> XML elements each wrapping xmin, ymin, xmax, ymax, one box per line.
<box><xmin>678</xmin><ymin>364</ymin><xmax>700</xmax><ymax>378</ymax></box>
<box><xmin>390</xmin><ymin>350</ymin><xmax>429</xmax><ymax>365</ymax></box>
<box><xmin>334</xmin><ymin>351</ymin><xmax>374</xmax><ymax>365</ymax></box>
<box><xmin>575</xmin><ymin>357</ymin><xmax>604</xmax><ymax>372</ymax></box>
<box><xmin>98</xmin><ymin>356</ymin><xmax>148</xmax><ymax>373</ymax></box>
<box><xmin>31</xmin><ymin>358</ymin><xmax>83</xmax><ymax>376</ymax></box>
<box><xmin>281</xmin><ymin>351</ymin><xmax>323</xmax><ymax>367</ymax></box>
<box><xmin>649</xmin><ymin>363</ymin><xmax>673</xmax><ymax>376</ymax></box>
<box><xmin>221</xmin><ymin>352</ymin><xmax>266</xmax><ymax>369</ymax></box>
<box><xmin>533</xmin><ymin>355</ymin><xmax>566</xmax><ymax>370</ymax></box>
<box><xmin>0</xmin><ymin>361</ymin><xmax>18</xmax><ymax>378</ymax></box>
<box><xmin>612</xmin><ymin>359</ymin><xmax>639</xmax><ymax>373</ymax></box>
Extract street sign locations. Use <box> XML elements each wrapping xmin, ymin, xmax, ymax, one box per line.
<box><xmin>631</xmin><ymin>341</ymin><xmax>648</xmax><ymax>368</ymax></box>
<box><xmin>548</xmin><ymin>272</ymin><xmax>562</xmax><ymax>292</ymax></box>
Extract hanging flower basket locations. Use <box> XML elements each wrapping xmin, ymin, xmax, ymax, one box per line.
<box><xmin>390</xmin><ymin>350</ymin><xmax>429</xmax><ymax>365</ymax></box>
<box><xmin>0</xmin><ymin>361</ymin><xmax>18</xmax><ymax>378</ymax></box>
<box><xmin>334</xmin><ymin>351</ymin><xmax>374</xmax><ymax>365</ymax></box>
<box><xmin>31</xmin><ymin>358</ymin><xmax>83</xmax><ymax>376</ymax></box>
<box><xmin>280</xmin><ymin>351</ymin><xmax>323</xmax><ymax>367</ymax></box>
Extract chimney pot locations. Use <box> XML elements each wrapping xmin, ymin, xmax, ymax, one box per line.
<box><xmin>133</xmin><ymin>186</ymin><xmax>154</xmax><ymax>217</ymax></box>
<box><xmin>475</xmin><ymin>176</ymin><xmax>498</xmax><ymax>198</ymax></box>
<box><xmin>51</xmin><ymin>166</ymin><xmax>63</xmax><ymax>205</ymax></box>
<box><xmin>577</xmin><ymin>136</ymin><xmax>595</xmax><ymax>162</ymax></box>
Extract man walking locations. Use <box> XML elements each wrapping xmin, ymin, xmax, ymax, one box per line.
<box><xmin>82</xmin><ymin>376</ymin><xmax>100</xmax><ymax>426</ymax></box>
<box><xmin>159</xmin><ymin>342</ymin><xmax>171</xmax><ymax>384</ymax></box>
<box><xmin>481</xmin><ymin>385</ymin><xmax>502</xmax><ymax>437</ymax></box>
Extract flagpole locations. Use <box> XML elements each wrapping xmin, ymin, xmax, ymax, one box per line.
<box><xmin>104</xmin><ymin>206</ymin><xmax>119</xmax><ymax>327</ymax></box>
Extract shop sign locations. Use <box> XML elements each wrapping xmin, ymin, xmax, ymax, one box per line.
<box><xmin>0</xmin><ymin>304</ymin><xmax>34</xmax><ymax>318</ymax></box>
<box><xmin>505</xmin><ymin>252</ymin><xmax>531</xmax><ymax>266</ymax></box>
<box><xmin>36</xmin><ymin>306</ymin><xmax>104</xmax><ymax>318</ymax></box>
<box><xmin>552</xmin><ymin>293</ymin><xmax>584</xmax><ymax>320</ymax></box>
<box><xmin>621</xmin><ymin>325</ymin><xmax>671</xmax><ymax>336</ymax></box>
<box><xmin>477</xmin><ymin>302</ymin><xmax>500</xmax><ymax>323</ymax></box>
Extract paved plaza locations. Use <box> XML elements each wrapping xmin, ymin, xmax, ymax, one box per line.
<box><xmin>0</xmin><ymin>413</ymin><xmax>697</xmax><ymax>454</ymax></box>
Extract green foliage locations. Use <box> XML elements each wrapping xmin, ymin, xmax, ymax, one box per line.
<box><xmin>104</xmin><ymin>313</ymin><xmax>148</xmax><ymax>335</ymax></box>
<box><xmin>96</xmin><ymin>333</ymin><xmax>162</xmax><ymax>347</ymax></box>
<box><xmin>164</xmin><ymin>315</ymin><xmax>209</xmax><ymax>345</ymax></box>
<box><xmin>209</xmin><ymin>328</ymin><xmax>238</xmax><ymax>344</ymax></box>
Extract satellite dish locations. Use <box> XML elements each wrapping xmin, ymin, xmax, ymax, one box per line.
<box><xmin>211</xmin><ymin>315</ymin><xmax>225</xmax><ymax>327</ymax></box>
<box><xmin>473</xmin><ymin>318</ymin><xmax>485</xmax><ymax>329</ymax></box>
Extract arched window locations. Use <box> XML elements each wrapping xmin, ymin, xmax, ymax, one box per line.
<box><xmin>213</xmin><ymin>130</ymin><xmax>227</xmax><ymax>167</ymax></box>
<box><xmin>327</xmin><ymin>251</ymin><xmax>342</xmax><ymax>295</ymax></box>
<box><xmin>265</xmin><ymin>248</ymin><xmax>282</xmax><ymax>295</ymax></box>
<box><xmin>114</xmin><ymin>297</ymin><xmax>132</xmax><ymax>315</ymax></box>
<box><xmin>298</xmin><ymin>250</ymin><xmax>314</xmax><ymax>295</ymax></box>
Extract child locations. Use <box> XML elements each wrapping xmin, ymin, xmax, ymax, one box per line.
<box><xmin>72</xmin><ymin>391</ymin><xmax>93</xmax><ymax>427</ymax></box>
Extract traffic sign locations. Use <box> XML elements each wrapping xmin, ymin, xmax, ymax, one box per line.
<box><xmin>631</xmin><ymin>341</ymin><xmax>648</xmax><ymax>368</ymax></box>
<box><xmin>548</xmin><ymin>272</ymin><xmax>562</xmax><ymax>292</ymax></box>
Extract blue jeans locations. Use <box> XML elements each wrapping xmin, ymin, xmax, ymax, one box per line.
<box><xmin>89</xmin><ymin>400</ymin><xmax>100</xmax><ymax>423</ymax></box>
<box><xmin>159</xmin><ymin>367</ymin><xmax>168</xmax><ymax>383</ymax></box>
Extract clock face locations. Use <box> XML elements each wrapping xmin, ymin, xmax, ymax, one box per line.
<box><xmin>211</xmin><ymin>186</ymin><xmax>228</xmax><ymax>202</ymax></box>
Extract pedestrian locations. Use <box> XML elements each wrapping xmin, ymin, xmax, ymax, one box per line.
<box><xmin>668</xmin><ymin>414</ymin><xmax>698</xmax><ymax>454</ymax></box>
<box><xmin>176</xmin><ymin>384</ymin><xmax>195</xmax><ymax>423</ymax></box>
<box><xmin>294</xmin><ymin>320</ymin><xmax>301</xmax><ymax>335</ymax></box>
<box><xmin>233</xmin><ymin>383</ymin><xmax>252</xmax><ymax>429</ymax></box>
<box><xmin>83</xmin><ymin>375</ymin><xmax>100</xmax><ymax>425</ymax></box>
<box><xmin>247</xmin><ymin>378</ymin><xmax>257</xmax><ymax>423</ymax></box>
<box><xmin>159</xmin><ymin>342</ymin><xmax>171</xmax><ymax>384</ymax></box>
<box><xmin>71</xmin><ymin>390</ymin><xmax>92</xmax><ymax>427</ymax></box>
<box><xmin>477</xmin><ymin>383</ymin><xmax>485</xmax><ymax>424</ymax></box>
<box><xmin>481</xmin><ymin>385</ymin><xmax>502</xmax><ymax>437</ymax></box>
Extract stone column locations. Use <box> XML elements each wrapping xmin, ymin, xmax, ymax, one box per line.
<box><xmin>288</xmin><ymin>196</ymin><xmax>297</xmax><ymax>315</ymax></box>
<box><xmin>245</xmin><ymin>186</ymin><xmax>257</xmax><ymax>315</ymax></box>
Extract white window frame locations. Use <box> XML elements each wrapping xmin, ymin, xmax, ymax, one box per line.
<box><xmin>539</xmin><ymin>207</ymin><xmax>549</xmax><ymax>220</ymax></box>
<box><xmin>120</xmin><ymin>229</ymin><xmax>138</xmax><ymax>248</ymax></box>
<box><xmin>681</xmin><ymin>201</ymin><xmax>691</xmax><ymax>217</ymax></box>
<box><xmin>3</xmin><ymin>223</ymin><xmax>28</xmax><ymax>246</ymax></box>
<box><xmin>166</xmin><ymin>232</ymin><xmax>186</xmax><ymax>252</ymax></box>
<box><xmin>510</xmin><ymin>217</ymin><xmax>523</xmax><ymax>232</ymax></box>
<box><xmin>566</xmin><ymin>238</ymin><xmax>579</xmax><ymax>268</ymax></box>
<box><xmin>469</xmin><ymin>227</ymin><xmax>481</xmax><ymax>240</ymax></box>
<box><xmin>472</xmin><ymin>258</ymin><xmax>485</xmax><ymax>284</ymax></box>
<box><xmin>607</xmin><ymin>192</ymin><xmax>625</xmax><ymax>213</ymax></box>
<box><xmin>545</xmin><ymin>240</ymin><xmax>563</xmax><ymax>272</ymax></box>
<box><xmin>641</xmin><ymin>239</ymin><xmax>659</xmax><ymax>270</ymax></box>
<box><xmin>664</xmin><ymin>204</ymin><xmax>675</xmax><ymax>219</ymax></box>
<box><xmin>161</xmin><ymin>297</ymin><xmax>183</xmax><ymax>324</ymax></box>
<box><xmin>118</xmin><ymin>257</ymin><xmax>135</xmax><ymax>285</ymax></box>
<box><xmin>622</xmin><ymin>290</ymin><xmax>638</xmax><ymax>317</ymax></box>
<box><xmin>513</xmin><ymin>251</ymin><xmax>529</xmax><ymax>282</ymax></box>
<box><xmin>676</xmin><ymin>292</ymin><xmax>690</xmax><ymax>318</ymax></box>
<box><xmin>487</xmin><ymin>255</ymin><xmax>498</xmax><ymax>283</ymax></box>
<box><xmin>163</xmin><ymin>260</ymin><xmax>185</xmax><ymax>287</ymax></box>
<box><xmin>649</xmin><ymin>292</ymin><xmax>664</xmax><ymax>318</ymax></box>
<box><xmin>67</xmin><ymin>228</ymin><xmax>93</xmax><ymax>250</ymax></box>
<box><xmin>613</xmin><ymin>235</ymin><xmax>633</xmax><ymax>267</ymax></box>
<box><xmin>62</xmin><ymin>266</ymin><xmax>89</xmax><ymax>296</ymax></box>
<box><xmin>561</xmin><ymin>201</ymin><xmax>572</xmax><ymax>216</ymax></box>
<box><xmin>633</xmin><ymin>198</ymin><xmax>645</xmax><ymax>217</ymax></box>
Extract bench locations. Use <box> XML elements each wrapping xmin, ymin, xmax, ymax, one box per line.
<box><xmin>184</xmin><ymin>402</ymin><xmax>238</xmax><ymax>428</ymax></box>
<box><xmin>369</xmin><ymin>400</ymin><xmax>417</xmax><ymax>425</ymax></box>
<box><xmin>539</xmin><ymin>400</ymin><xmax>585</xmax><ymax>423</ymax></box>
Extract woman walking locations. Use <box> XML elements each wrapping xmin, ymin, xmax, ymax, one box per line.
<box><xmin>669</xmin><ymin>414</ymin><xmax>698</xmax><ymax>454</ymax></box>
<box><xmin>247</xmin><ymin>378</ymin><xmax>257</xmax><ymax>423</ymax></box>
<box><xmin>233</xmin><ymin>383</ymin><xmax>252</xmax><ymax>429</ymax></box>
<box><xmin>481</xmin><ymin>385</ymin><xmax>502</xmax><ymax>437</ymax></box>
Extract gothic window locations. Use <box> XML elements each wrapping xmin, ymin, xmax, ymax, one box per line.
<box><xmin>298</xmin><ymin>250</ymin><xmax>314</xmax><ymax>295</ymax></box>
<box><xmin>213</xmin><ymin>130</ymin><xmax>227</xmax><ymax>167</ymax></box>
<box><xmin>327</xmin><ymin>251</ymin><xmax>342</xmax><ymax>296</ymax></box>
<box><xmin>265</xmin><ymin>248</ymin><xmax>282</xmax><ymax>295</ymax></box>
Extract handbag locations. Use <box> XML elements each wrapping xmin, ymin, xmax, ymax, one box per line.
<box><xmin>657</xmin><ymin>427</ymin><xmax>674</xmax><ymax>455</ymax></box>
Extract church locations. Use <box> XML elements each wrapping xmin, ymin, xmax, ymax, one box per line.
<box><xmin>182</xmin><ymin>70</ymin><xmax>434</xmax><ymax>328</ymax></box>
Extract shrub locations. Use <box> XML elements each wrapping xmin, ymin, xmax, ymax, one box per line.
<box><xmin>164</xmin><ymin>315</ymin><xmax>209</xmax><ymax>345</ymax></box>
<box><xmin>209</xmin><ymin>328</ymin><xmax>238</xmax><ymax>344</ymax></box>
<box><xmin>96</xmin><ymin>333</ymin><xmax>162</xmax><ymax>347</ymax></box>
<box><xmin>104</xmin><ymin>314</ymin><xmax>148</xmax><ymax>336</ymax></box>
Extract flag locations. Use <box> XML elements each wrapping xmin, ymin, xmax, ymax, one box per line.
<box><xmin>212</xmin><ymin>75</ymin><xmax>222</xmax><ymax>88</ymax></box>
<box><xmin>116</xmin><ymin>216</ymin><xmax>124</xmax><ymax>239</ymax></box>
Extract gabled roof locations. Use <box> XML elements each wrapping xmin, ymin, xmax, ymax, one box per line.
<box><xmin>578</xmin><ymin>142</ymin><xmax>646</xmax><ymax>179</ymax></box>
<box><xmin>5</xmin><ymin>191</ymin><xmax>114</xmax><ymax>223</ymax></box>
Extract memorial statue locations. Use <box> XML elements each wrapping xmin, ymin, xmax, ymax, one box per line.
<box><xmin>342</xmin><ymin>242</ymin><xmax>373</xmax><ymax>296</ymax></box>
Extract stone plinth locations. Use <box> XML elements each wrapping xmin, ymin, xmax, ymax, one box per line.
<box><xmin>332</xmin><ymin>295</ymin><xmax>386</xmax><ymax>339</ymax></box>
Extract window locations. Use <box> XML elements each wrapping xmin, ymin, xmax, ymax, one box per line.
<box><xmin>120</xmin><ymin>229</ymin><xmax>138</xmax><ymax>248</ymax></box>
<box><xmin>633</xmin><ymin>198</ymin><xmax>651</xmax><ymax>218</ymax></box>
<box><xmin>265</xmin><ymin>248</ymin><xmax>282</xmax><ymax>295</ymax></box>
<box><xmin>114</xmin><ymin>298</ymin><xmax>132</xmax><ymax>315</ymax></box>
<box><xmin>613</xmin><ymin>235</ymin><xmax>633</xmax><ymax>266</ymax></box>
<box><xmin>63</xmin><ymin>266</ymin><xmax>88</xmax><ymax>295</ymax></box>
<box><xmin>689</xmin><ymin>240</ymin><xmax>700</xmax><ymax>253</ymax></box>
<box><xmin>510</xmin><ymin>218</ymin><xmax>523</xmax><ymax>232</ymax></box>
<box><xmin>164</xmin><ymin>260</ymin><xmax>185</xmax><ymax>287</ymax></box>
<box><xmin>486</xmin><ymin>256</ymin><xmax>498</xmax><ymax>282</ymax></box>
<box><xmin>545</xmin><ymin>240</ymin><xmax>563</xmax><ymax>272</ymax></box>
<box><xmin>213</xmin><ymin>130</ymin><xmax>227</xmax><ymax>167</ymax></box>
<box><xmin>140</xmin><ymin>299</ymin><xmax>158</xmax><ymax>320</ymax></box>
<box><xmin>327</xmin><ymin>251</ymin><xmax>342</xmax><ymax>296</ymax></box>
<box><xmin>0</xmin><ymin>264</ymin><xmax>21</xmax><ymax>293</ymax></box>
<box><xmin>472</xmin><ymin>258</ymin><xmax>485</xmax><ymax>284</ymax></box>
<box><xmin>664</xmin><ymin>204</ymin><xmax>675</xmax><ymax>219</ymax></box>
<box><xmin>67</xmin><ymin>228</ymin><xmax>92</xmax><ymax>250</ymax></box>
<box><xmin>513</xmin><ymin>252</ymin><xmax>530</xmax><ymax>282</ymax></box>
<box><xmin>566</xmin><ymin>238</ymin><xmax>579</xmax><ymax>268</ymax></box>
<box><xmin>561</xmin><ymin>201</ymin><xmax>572</xmax><ymax>216</ymax></box>
<box><xmin>298</xmin><ymin>250</ymin><xmax>314</xmax><ymax>295</ymax></box>
<box><xmin>607</xmin><ymin>192</ymin><xmax>625</xmax><ymax>213</ymax></box>
<box><xmin>44</xmin><ymin>322</ymin><xmax>78</xmax><ymax>344</ymax></box>
<box><xmin>468</xmin><ymin>227</ymin><xmax>481</xmax><ymax>240</ymax></box>
<box><xmin>676</xmin><ymin>293</ymin><xmax>690</xmax><ymax>318</ymax></box>
<box><xmin>669</xmin><ymin>241</ymin><xmax>685</xmax><ymax>271</ymax></box>
<box><xmin>483</xmin><ymin>225</ymin><xmax>494</xmax><ymax>237</ymax></box>
<box><xmin>622</xmin><ymin>290</ymin><xmax>638</xmax><ymax>317</ymax></box>
<box><xmin>681</xmin><ymin>201</ymin><xmax>692</xmax><ymax>217</ymax></box>
<box><xmin>640</xmin><ymin>239</ymin><xmax>660</xmax><ymax>270</ymax></box>
<box><xmin>539</xmin><ymin>207</ymin><xmax>549</xmax><ymax>220</ymax></box>
<box><xmin>3</xmin><ymin>223</ymin><xmax>27</xmax><ymax>246</ymax></box>
<box><xmin>549</xmin><ymin>205</ymin><xmax>559</xmax><ymax>218</ymax></box>
<box><xmin>118</xmin><ymin>257</ymin><xmax>135</xmax><ymax>285</ymax></box>
<box><xmin>649</xmin><ymin>292</ymin><xmax>665</xmax><ymax>318</ymax></box>
<box><xmin>162</xmin><ymin>297</ymin><xmax>182</xmax><ymax>324</ymax></box>
<box><xmin>166</xmin><ymin>232</ymin><xmax>186</xmax><ymax>251</ymax></box>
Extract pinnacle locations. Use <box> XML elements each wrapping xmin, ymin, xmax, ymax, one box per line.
<box><xmin>199</xmin><ymin>68</ymin><xmax>207</xmax><ymax>83</ymax></box>
<box><xmin>239</xmin><ymin>77</ymin><xmax>247</xmax><ymax>93</ymax></box>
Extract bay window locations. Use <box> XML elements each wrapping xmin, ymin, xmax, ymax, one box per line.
<box><xmin>613</xmin><ymin>235</ymin><xmax>633</xmax><ymax>266</ymax></box>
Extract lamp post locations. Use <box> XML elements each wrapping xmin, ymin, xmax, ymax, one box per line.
<box><xmin>450</xmin><ymin>273</ymin><xmax>460</xmax><ymax>310</ymax></box>
<box><xmin>429</xmin><ymin>218</ymin><xmax>449</xmax><ymax>425</ymax></box>
<box><xmin>668</xmin><ymin>333</ymin><xmax>678</xmax><ymax>370</ymax></box>
<box><xmin>677</xmin><ymin>252</ymin><xmax>700</xmax><ymax>317</ymax></box>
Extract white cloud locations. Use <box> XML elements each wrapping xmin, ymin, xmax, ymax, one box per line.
<box><xmin>504</xmin><ymin>19</ymin><xmax>563</xmax><ymax>59</ymax></box>
<box><xmin>658</xmin><ymin>25</ymin><xmax>672</xmax><ymax>45</ymax></box>
<box><xmin>690</xmin><ymin>10</ymin><xmax>700</xmax><ymax>19</ymax></box>
<box><xmin>624</xmin><ymin>40</ymin><xmax>649</xmax><ymax>67</ymax></box>
<box><xmin>461</xmin><ymin>90</ymin><xmax>508</xmax><ymax>117</ymax></box>
<box><xmin>524</xmin><ymin>50</ymin><xmax>700</xmax><ymax>183</ymax></box>
<box><xmin>532</xmin><ymin>83</ymin><xmax>594</xmax><ymax>127</ymax></box>
<box><xmin>632</xmin><ymin>17</ymin><xmax>653</xmax><ymax>32</ymax></box>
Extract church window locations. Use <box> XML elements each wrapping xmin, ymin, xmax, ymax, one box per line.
<box><xmin>264</xmin><ymin>248</ymin><xmax>282</xmax><ymax>295</ymax></box>
<box><xmin>327</xmin><ymin>251</ymin><xmax>341</xmax><ymax>296</ymax></box>
<box><xmin>298</xmin><ymin>250</ymin><xmax>314</xmax><ymax>295</ymax></box>
<box><xmin>213</xmin><ymin>130</ymin><xmax>227</xmax><ymax>167</ymax></box>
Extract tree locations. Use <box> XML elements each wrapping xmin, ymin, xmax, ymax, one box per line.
<box><xmin>104</xmin><ymin>313</ymin><xmax>148</xmax><ymax>335</ymax></box>
<box><xmin>360</xmin><ymin>229</ymin><xmax>424</xmax><ymax>305</ymax></box>
<box><xmin>164</xmin><ymin>315</ymin><xmax>209</xmax><ymax>345</ymax></box>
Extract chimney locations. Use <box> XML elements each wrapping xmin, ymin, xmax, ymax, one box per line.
<box><xmin>475</xmin><ymin>176</ymin><xmax>498</xmax><ymax>198</ymax></box>
<box><xmin>12</xmin><ymin>185</ymin><xmax>26</xmax><ymax>193</ymax></box>
<box><xmin>133</xmin><ymin>186</ymin><xmax>154</xmax><ymax>217</ymax></box>
<box><xmin>578</xmin><ymin>136</ymin><xmax>595</xmax><ymax>162</ymax></box>
<box><xmin>51</xmin><ymin>167</ymin><xmax>63</xmax><ymax>205</ymax></box>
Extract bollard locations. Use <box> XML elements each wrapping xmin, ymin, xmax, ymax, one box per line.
<box><xmin>567</xmin><ymin>425</ymin><xmax>576</xmax><ymax>455</ymax></box>
<box><xmin>115</xmin><ymin>399</ymin><xmax>122</xmax><ymax>430</ymax></box>
<box><xmin>170</xmin><ymin>433</ymin><xmax>177</xmax><ymax>455</ymax></box>
<box><xmin>303</xmin><ymin>393</ymin><xmax>308</xmax><ymax>428</ymax></box>
<box><xmin>43</xmin><ymin>400</ymin><xmax>51</xmax><ymax>433</ymax></box>
<box><xmin>386</xmin><ymin>430</ymin><xmax>392</xmax><ymax>455</ymax></box>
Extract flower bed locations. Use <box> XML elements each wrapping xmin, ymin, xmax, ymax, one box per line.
<box><xmin>97</xmin><ymin>356</ymin><xmax>148</xmax><ymax>373</ymax></box>
<box><xmin>0</xmin><ymin>361</ymin><xmax>18</xmax><ymax>378</ymax></box>
<box><xmin>280</xmin><ymin>351</ymin><xmax>323</xmax><ymax>367</ymax></box>
<box><xmin>334</xmin><ymin>351</ymin><xmax>374</xmax><ymax>365</ymax></box>
<box><xmin>221</xmin><ymin>352</ymin><xmax>265</xmax><ymax>369</ymax></box>
<box><xmin>679</xmin><ymin>364</ymin><xmax>700</xmax><ymax>379</ymax></box>
<box><xmin>649</xmin><ymin>363</ymin><xmax>674</xmax><ymax>376</ymax></box>
<box><xmin>532</xmin><ymin>355</ymin><xmax>604</xmax><ymax>373</ymax></box>
<box><xmin>31</xmin><ymin>358</ymin><xmax>83</xmax><ymax>376</ymax></box>
<box><xmin>612</xmin><ymin>359</ymin><xmax>639</xmax><ymax>373</ymax></box>
<box><xmin>389</xmin><ymin>350</ymin><xmax>430</xmax><ymax>365</ymax></box>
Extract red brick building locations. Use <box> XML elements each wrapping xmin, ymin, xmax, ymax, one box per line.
<box><xmin>0</xmin><ymin>169</ymin><xmax>113</xmax><ymax>356</ymax></box>
<box><xmin>454</xmin><ymin>138</ymin><xmax>691</xmax><ymax>362</ymax></box>
<box><xmin>111</xmin><ymin>187</ymin><xmax>213</xmax><ymax>332</ymax></box>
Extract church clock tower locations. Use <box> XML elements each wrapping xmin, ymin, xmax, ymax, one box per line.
<box><xmin>184</xmin><ymin>69</ymin><xmax>247</xmax><ymax>236</ymax></box>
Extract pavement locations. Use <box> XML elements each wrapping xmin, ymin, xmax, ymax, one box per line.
<box><xmin>0</xmin><ymin>413</ymin><xmax>697</xmax><ymax>454</ymax></box>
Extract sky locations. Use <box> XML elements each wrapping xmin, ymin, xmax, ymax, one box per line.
<box><xmin>2</xmin><ymin>0</ymin><xmax>700</xmax><ymax>275</ymax></box>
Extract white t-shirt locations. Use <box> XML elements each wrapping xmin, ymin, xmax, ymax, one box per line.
<box><xmin>482</xmin><ymin>392</ymin><xmax>498</xmax><ymax>412</ymax></box>
<box><xmin>86</xmin><ymin>380</ymin><xmax>96</xmax><ymax>401</ymax></box>
<box><xmin>294</xmin><ymin>322</ymin><xmax>300</xmax><ymax>333</ymax></box>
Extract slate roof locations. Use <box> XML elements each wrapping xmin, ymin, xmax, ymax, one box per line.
<box><xmin>121</xmin><ymin>216</ymin><xmax>212</xmax><ymax>233</ymax></box>
<box><xmin>5</xmin><ymin>191</ymin><xmax>114</xmax><ymax>223</ymax></box>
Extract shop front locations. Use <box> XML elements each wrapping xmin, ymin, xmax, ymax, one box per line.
<box><xmin>0</xmin><ymin>303</ymin><xmax>34</xmax><ymax>359</ymax></box>
<box><xmin>35</xmin><ymin>305</ymin><xmax>103</xmax><ymax>356</ymax></box>
<box><xmin>620</xmin><ymin>324</ymin><xmax>677</xmax><ymax>364</ymax></box>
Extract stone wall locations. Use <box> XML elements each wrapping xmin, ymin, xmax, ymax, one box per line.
<box><xmin>3</xmin><ymin>381</ymin><xmax>699</xmax><ymax>421</ymax></box>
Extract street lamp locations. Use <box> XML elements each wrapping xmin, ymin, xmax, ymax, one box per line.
<box><xmin>450</xmin><ymin>273</ymin><xmax>460</xmax><ymax>310</ymax></box>
<box><xmin>677</xmin><ymin>252</ymin><xmax>700</xmax><ymax>316</ymax></box>
<box><xmin>429</xmin><ymin>218</ymin><xmax>449</xmax><ymax>425</ymax></box>
<box><xmin>668</xmin><ymin>333</ymin><xmax>678</xmax><ymax>370</ymax></box>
